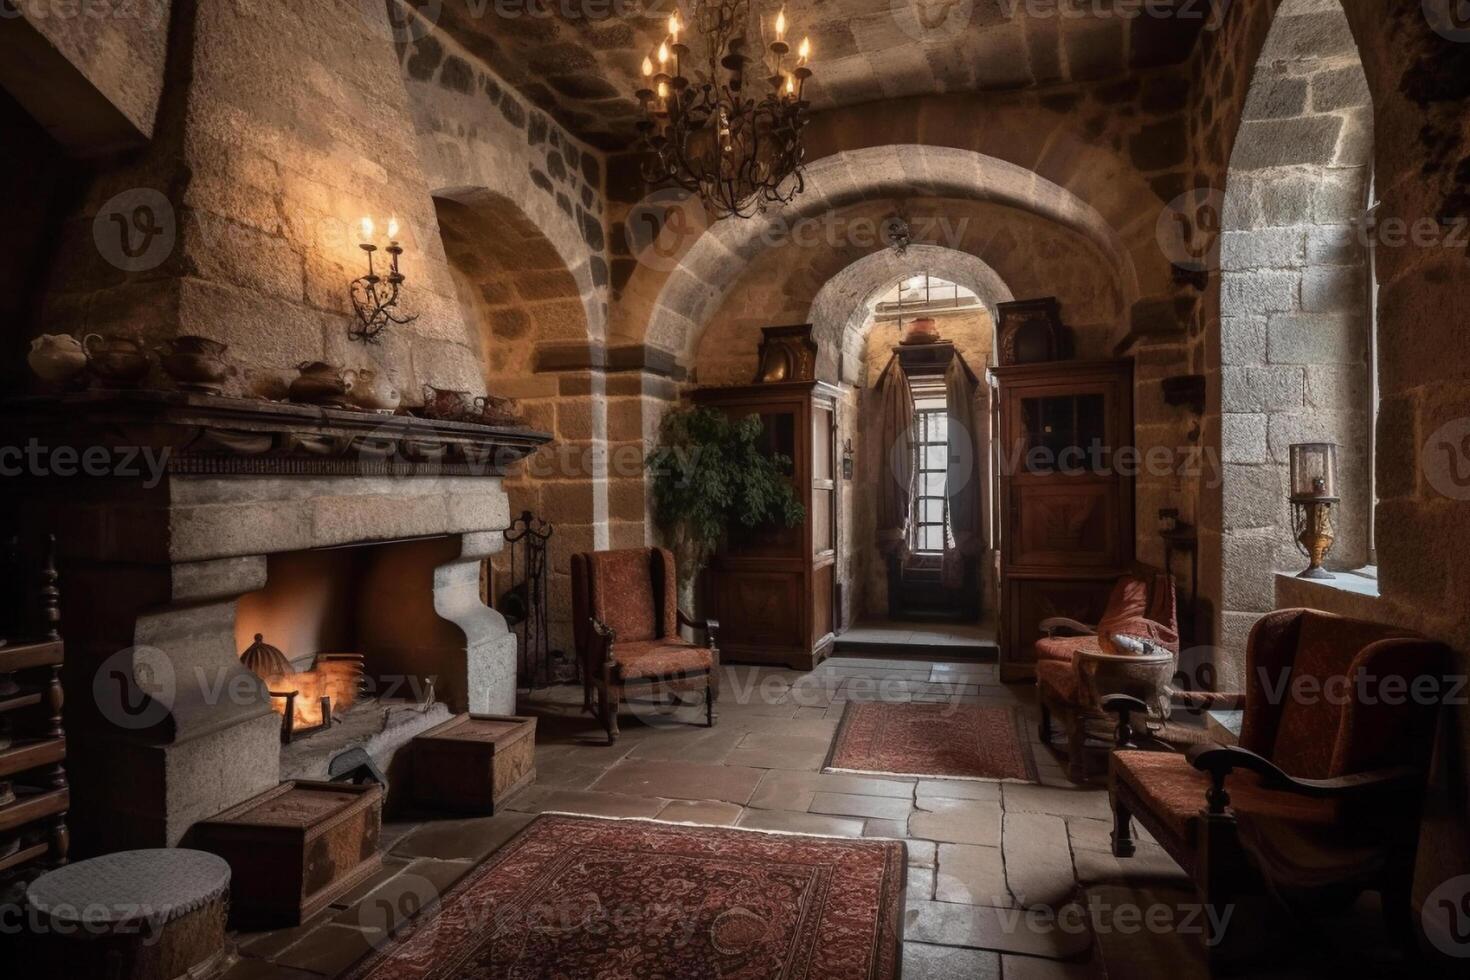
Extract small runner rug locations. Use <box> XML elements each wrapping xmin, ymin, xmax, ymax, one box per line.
<box><xmin>343</xmin><ymin>813</ymin><xmax>905</xmax><ymax>980</ymax></box>
<box><xmin>825</xmin><ymin>702</ymin><xmax>1038</xmax><ymax>782</ymax></box>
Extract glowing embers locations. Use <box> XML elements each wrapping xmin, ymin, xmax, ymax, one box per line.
<box><xmin>240</xmin><ymin>634</ymin><xmax>364</xmax><ymax>743</ymax></box>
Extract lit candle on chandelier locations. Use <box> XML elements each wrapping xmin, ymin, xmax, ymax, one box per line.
<box><xmin>360</xmin><ymin>216</ymin><xmax>375</xmax><ymax>244</ymax></box>
<box><xmin>387</xmin><ymin>216</ymin><xmax>400</xmax><ymax>242</ymax></box>
<box><xmin>657</xmin><ymin>41</ymin><xmax>669</xmax><ymax>68</ymax></box>
<box><xmin>642</xmin><ymin>55</ymin><xmax>653</xmax><ymax>78</ymax></box>
<box><xmin>774</xmin><ymin>7</ymin><xmax>786</xmax><ymax>42</ymax></box>
<box><xmin>798</xmin><ymin>36</ymin><xmax>811</xmax><ymax>65</ymax></box>
<box><xmin>668</xmin><ymin>12</ymin><xmax>680</xmax><ymax>43</ymax></box>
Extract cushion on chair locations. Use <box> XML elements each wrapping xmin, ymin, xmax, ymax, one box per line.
<box><xmin>1036</xmin><ymin>658</ymin><xmax>1080</xmax><ymax>704</ymax></box>
<box><xmin>1034</xmin><ymin>634</ymin><xmax>1099</xmax><ymax>664</ymax></box>
<box><xmin>1111</xmin><ymin>749</ymin><xmax>1342</xmax><ymax>847</ymax></box>
<box><xmin>588</xmin><ymin>550</ymin><xmax>660</xmax><ymax>643</ymax></box>
<box><xmin>613</xmin><ymin>640</ymin><xmax>715</xmax><ymax>681</ymax></box>
<box><xmin>1102</xmin><ymin>575</ymin><xmax>1152</xmax><ymax>622</ymax></box>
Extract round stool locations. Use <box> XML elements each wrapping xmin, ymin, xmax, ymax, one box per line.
<box><xmin>26</xmin><ymin>848</ymin><xmax>231</xmax><ymax>980</ymax></box>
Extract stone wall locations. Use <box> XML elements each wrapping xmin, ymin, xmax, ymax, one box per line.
<box><xmin>30</xmin><ymin>0</ymin><xmax>488</xmax><ymax>403</ymax></box>
<box><xmin>1209</xmin><ymin>0</ymin><xmax>1374</xmax><ymax>655</ymax></box>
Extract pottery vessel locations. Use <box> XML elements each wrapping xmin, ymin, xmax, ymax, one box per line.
<box><xmin>290</xmin><ymin>361</ymin><xmax>354</xmax><ymax>407</ymax></box>
<box><xmin>473</xmin><ymin>393</ymin><xmax>527</xmax><ymax>427</ymax></box>
<box><xmin>158</xmin><ymin>335</ymin><xmax>231</xmax><ymax>394</ymax></box>
<box><xmin>27</xmin><ymin>334</ymin><xmax>89</xmax><ymax>384</ymax></box>
<box><xmin>901</xmin><ymin>316</ymin><xmax>941</xmax><ymax>345</ymax></box>
<box><xmin>83</xmin><ymin>334</ymin><xmax>152</xmax><ymax>387</ymax></box>
<box><xmin>422</xmin><ymin>384</ymin><xmax>472</xmax><ymax>419</ymax></box>
<box><xmin>346</xmin><ymin>369</ymin><xmax>401</xmax><ymax>414</ymax></box>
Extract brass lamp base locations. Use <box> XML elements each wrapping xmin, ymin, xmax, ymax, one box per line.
<box><xmin>1292</xmin><ymin>497</ymin><xmax>1337</xmax><ymax>580</ymax></box>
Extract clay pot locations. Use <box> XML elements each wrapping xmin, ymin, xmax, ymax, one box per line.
<box><xmin>473</xmin><ymin>393</ymin><xmax>527</xmax><ymax>427</ymax></box>
<box><xmin>27</xmin><ymin>334</ymin><xmax>89</xmax><ymax>385</ymax></box>
<box><xmin>158</xmin><ymin>335</ymin><xmax>231</xmax><ymax>394</ymax></box>
<box><xmin>346</xmin><ymin>369</ymin><xmax>401</xmax><ymax>414</ymax></box>
<box><xmin>289</xmin><ymin>361</ymin><xmax>354</xmax><ymax>407</ymax></box>
<box><xmin>901</xmin><ymin>316</ymin><xmax>940</xmax><ymax>345</ymax></box>
<box><xmin>421</xmin><ymin>384</ymin><xmax>472</xmax><ymax>419</ymax></box>
<box><xmin>83</xmin><ymin>334</ymin><xmax>152</xmax><ymax>387</ymax></box>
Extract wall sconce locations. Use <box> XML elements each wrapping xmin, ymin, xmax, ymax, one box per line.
<box><xmin>1288</xmin><ymin>442</ymin><xmax>1339</xmax><ymax>579</ymax></box>
<box><xmin>349</xmin><ymin>216</ymin><xmax>418</xmax><ymax>344</ymax></box>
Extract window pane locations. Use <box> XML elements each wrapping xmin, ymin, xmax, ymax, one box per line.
<box><xmin>921</xmin><ymin>471</ymin><xmax>946</xmax><ymax>497</ymax></box>
<box><xmin>924</xmin><ymin>445</ymin><xmax>947</xmax><ymax>470</ymax></box>
<box><xmin>922</xmin><ymin>499</ymin><xmax>945</xmax><ymax>524</ymax></box>
<box><xmin>919</xmin><ymin>526</ymin><xmax>943</xmax><ymax>551</ymax></box>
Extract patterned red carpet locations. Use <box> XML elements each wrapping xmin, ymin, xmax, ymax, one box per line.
<box><xmin>343</xmin><ymin>813</ymin><xmax>905</xmax><ymax>980</ymax></box>
<box><xmin>825</xmin><ymin>702</ymin><xmax>1038</xmax><ymax>782</ymax></box>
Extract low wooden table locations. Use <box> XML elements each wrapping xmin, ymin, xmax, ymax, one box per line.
<box><xmin>412</xmin><ymin>714</ymin><xmax>536</xmax><ymax>814</ymax></box>
<box><xmin>26</xmin><ymin>848</ymin><xmax>230</xmax><ymax>980</ymax></box>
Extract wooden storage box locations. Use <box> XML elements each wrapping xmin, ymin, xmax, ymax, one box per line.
<box><xmin>191</xmin><ymin>780</ymin><xmax>383</xmax><ymax>928</ymax></box>
<box><xmin>412</xmin><ymin>713</ymin><xmax>536</xmax><ymax>814</ymax></box>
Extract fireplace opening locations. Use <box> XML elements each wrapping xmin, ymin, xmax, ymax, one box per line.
<box><xmin>234</xmin><ymin>538</ymin><xmax>455</xmax><ymax>760</ymax></box>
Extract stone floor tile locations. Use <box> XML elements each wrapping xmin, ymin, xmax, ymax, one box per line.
<box><xmin>1001</xmin><ymin>953</ymin><xmax>1103</xmax><ymax>979</ymax></box>
<box><xmin>725</xmin><ymin>743</ymin><xmax>831</xmax><ymax>771</ymax></box>
<box><xmin>1072</xmin><ymin>843</ymin><xmax>1188</xmax><ymax>889</ymax></box>
<box><xmin>1003</xmin><ymin>783</ymin><xmax>1112</xmax><ymax>821</ymax></box>
<box><xmin>1003</xmin><ymin>812</ymin><xmax>1077</xmax><ymax>909</ymax></box>
<box><xmin>502</xmin><ymin>786</ymin><xmax>668</xmax><ymax>819</ymax></box>
<box><xmin>625</xmin><ymin>727</ymin><xmax>745</xmax><ymax>763</ymax></box>
<box><xmin>530</xmin><ymin>760</ymin><xmax>611</xmax><ymax>790</ymax></box>
<box><xmin>1066</xmin><ymin>816</ymin><xmax>1157</xmax><ymax>853</ymax></box>
<box><xmin>865</xmin><ymin>818</ymin><xmax>910</xmax><ymax>838</ymax></box>
<box><xmin>908</xmin><ymin>865</ymin><xmax>936</xmax><ymax>901</ymax></box>
<box><xmin>735</xmin><ymin>808</ymin><xmax>866</xmax><ymax>837</ymax></box>
<box><xmin>809</xmin><ymin>791</ymin><xmax>913</xmax><ymax>821</ymax></box>
<box><xmin>905</xmin><ymin>839</ymin><xmax>938</xmax><ymax>867</ymax></box>
<box><xmin>934</xmin><ymin>843</ymin><xmax>1010</xmax><ymax>907</ymax></box>
<box><xmin>902</xmin><ymin>941</ymin><xmax>1001</xmax><ymax>978</ymax></box>
<box><xmin>271</xmin><ymin>924</ymin><xmax>382</xmax><ymax>977</ymax></box>
<box><xmin>655</xmin><ymin>799</ymin><xmax>745</xmax><ymax>825</ymax></box>
<box><xmin>332</xmin><ymin>858</ymin><xmax>472</xmax><ymax>931</ymax></box>
<box><xmin>387</xmin><ymin>810</ymin><xmax>536</xmax><ymax>862</ymax></box>
<box><xmin>1082</xmin><ymin>885</ymin><xmax>1209</xmax><ymax>980</ymax></box>
<box><xmin>904</xmin><ymin>900</ymin><xmax>1093</xmax><ymax>960</ymax></box>
<box><xmin>909</xmin><ymin>797</ymin><xmax>1003</xmax><ymax>847</ymax></box>
<box><xmin>590</xmin><ymin>758</ymin><xmax>765</xmax><ymax>803</ymax></box>
<box><xmin>916</xmin><ymin>779</ymin><xmax>1001</xmax><ymax>802</ymax></box>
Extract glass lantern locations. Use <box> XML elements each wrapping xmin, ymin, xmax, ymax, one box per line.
<box><xmin>1289</xmin><ymin>442</ymin><xmax>1339</xmax><ymax>503</ymax></box>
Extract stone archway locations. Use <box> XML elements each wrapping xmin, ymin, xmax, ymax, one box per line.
<box><xmin>1212</xmin><ymin>0</ymin><xmax>1374</xmax><ymax>658</ymax></box>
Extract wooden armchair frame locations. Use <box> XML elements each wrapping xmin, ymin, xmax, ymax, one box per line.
<box><xmin>584</xmin><ymin>610</ymin><xmax>720</xmax><ymax>744</ymax></box>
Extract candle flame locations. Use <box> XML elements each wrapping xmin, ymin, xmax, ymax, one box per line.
<box><xmin>387</xmin><ymin>217</ymin><xmax>400</xmax><ymax>240</ymax></box>
<box><xmin>785</xmin><ymin>74</ymin><xmax>795</xmax><ymax>95</ymax></box>
<box><xmin>668</xmin><ymin>12</ymin><xmax>680</xmax><ymax>37</ymax></box>
<box><xmin>774</xmin><ymin>8</ymin><xmax>786</xmax><ymax>39</ymax></box>
<box><xmin>360</xmin><ymin>216</ymin><xmax>374</xmax><ymax>241</ymax></box>
<box><xmin>799</xmin><ymin>36</ymin><xmax>811</xmax><ymax>61</ymax></box>
<box><xmin>642</xmin><ymin>55</ymin><xmax>653</xmax><ymax>77</ymax></box>
<box><xmin>657</xmin><ymin>41</ymin><xmax>669</xmax><ymax>65</ymax></box>
<box><xmin>657</xmin><ymin>80</ymin><xmax>669</xmax><ymax>99</ymax></box>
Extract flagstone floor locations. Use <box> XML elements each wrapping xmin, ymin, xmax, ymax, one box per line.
<box><xmin>220</xmin><ymin>655</ymin><xmax>1414</xmax><ymax>980</ymax></box>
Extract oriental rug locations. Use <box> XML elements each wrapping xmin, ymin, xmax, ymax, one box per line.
<box><xmin>825</xmin><ymin>702</ymin><xmax>1038</xmax><ymax>783</ymax></box>
<box><xmin>342</xmin><ymin>813</ymin><xmax>905</xmax><ymax>980</ymax></box>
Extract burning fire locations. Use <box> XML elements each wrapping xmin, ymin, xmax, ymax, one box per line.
<box><xmin>240</xmin><ymin>633</ymin><xmax>364</xmax><ymax>739</ymax></box>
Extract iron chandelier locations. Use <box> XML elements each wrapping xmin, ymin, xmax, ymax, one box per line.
<box><xmin>636</xmin><ymin>2</ymin><xmax>813</xmax><ymax>219</ymax></box>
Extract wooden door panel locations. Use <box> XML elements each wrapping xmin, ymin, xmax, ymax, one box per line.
<box><xmin>1009</xmin><ymin>482</ymin><xmax>1120</xmax><ymax>568</ymax></box>
<box><xmin>1004</xmin><ymin>578</ymin><xmax>1115</xmax><ymax>667</ymax></box>
<box><xmin>715</xmin><ymin>571</ymin><xmax>805</xmax><ymax>650</ymax></box>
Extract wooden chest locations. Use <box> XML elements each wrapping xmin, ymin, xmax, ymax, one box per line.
<box><xmin>412</xmin><ymin>713</ymin><xmax>536</xmax><ymax>814</ymax></box>
<box><xmin>190</xmin><ymin>780</ymin><xmax>383</xmax><ymax>928</ymax></box>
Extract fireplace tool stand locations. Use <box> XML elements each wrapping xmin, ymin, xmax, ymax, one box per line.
<box><xmin>502</xmin><ymin>511</ymin><xmax>564</xmax><ymax>689</ymax></box>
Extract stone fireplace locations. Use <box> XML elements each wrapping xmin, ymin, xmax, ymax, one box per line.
<box><xmin>5</xmin><ymin>391</ymin><xmax>549</xmax><ymax>855</ymax></box>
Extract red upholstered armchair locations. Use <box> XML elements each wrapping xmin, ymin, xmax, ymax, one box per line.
<box><xmin>1034</xmin><ymin>568</ymin><xmax>1180</xmax><ymax>665</ymax></box>
<box><xmin>571</xmin><ymin>548</ymin><xmax>720</xmax><ymax>744</ymax></box>
<box><xmin>1108</xmin><ymin>609</ymin><xmax>1450</xmax><ymax>968</ymax></box>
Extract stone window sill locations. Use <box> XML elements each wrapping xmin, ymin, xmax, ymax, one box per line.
<box><xmin>1274</xmin><ymin>566</ymin><xmax>1381</xmax><ymax>614</ymax></box>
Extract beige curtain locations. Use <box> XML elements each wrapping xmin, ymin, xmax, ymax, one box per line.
<box><xmin>875</xmin><ymin>356</ymin><xmax>915</xmax><ymax>556</ymax></box>
<box><xmin>942</xmin><ymin>356</ymin><xmax>982</xmax><ymax>588</ymax></box>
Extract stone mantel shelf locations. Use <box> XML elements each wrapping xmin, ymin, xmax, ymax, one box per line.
<box><xmin>7</xmin><ymin>389</ymin><xmax>553</xmax><ymax>478</ymax></box>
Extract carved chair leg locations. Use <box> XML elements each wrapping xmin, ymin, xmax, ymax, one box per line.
<box><xmin>1038</xmin><ymin>702</ymin><xmax>1052</xmax><ymax>744</ymax></box>
<box><xmin>1065</xmin><ymin>717</ymin><xmax>1088</xmax><ymax>783</ymax></box>
<box><xmin>705</xmin><ymin>677</ymin><xmax>716</xmax><ymax>728</ymax></box>
<box><xmin>1110</xmin><ymin>792</ymin><xmax>1135</xmax><ymax>858</ymax></box>
<box><xmin>605</xmin><ymin>688</ymin><xmax>621</xmax><ymax>744</ymax></box>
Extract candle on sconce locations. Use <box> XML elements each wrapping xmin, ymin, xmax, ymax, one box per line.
<box><xmin>668</xmin><ymin>12</ymin><xmax>680</xmax><ymax>42</ymax></box>
<box><xmin>387</xmin><ymin>217</ymin><xmax>400</xmax><ymax>242</ymax></box>
<box><xmin>798</xmin><ymin>36</ymin><xmax>811</xmax><ymax>65</ymax></box>
<box><xmin>642</xmin><ymin>56</ymin><xmax>653</xmax><ymax>78</ymax></box>
<box><xmin>774</xmin><ymin>8</ymin><xmax>786</xmax><ymax>42</ymax></box>
<box><xmin>657</xmin><ymin>41</ymin><xmax>669</xmax><ymax>68</ymax></box>
<box><xmin>360</xmin><ymin>216</ymin><xmax>375</xmax><ymax>244</ymax></box>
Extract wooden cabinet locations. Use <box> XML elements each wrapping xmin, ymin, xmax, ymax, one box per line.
<box><xmin>995</xmin><ymin>359</ymin><xmax>1134</xmax><ymax>680</ymax></box>
<box><xmin>694</xmin><ymin>381</ymin><xmax>839</xmax><ymax>670</ymax></box>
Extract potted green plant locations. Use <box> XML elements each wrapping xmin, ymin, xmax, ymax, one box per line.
<box><xmin>646</xmin><ymin>406</ymin><xmax>804</xmax><ymax>600</ymax></box>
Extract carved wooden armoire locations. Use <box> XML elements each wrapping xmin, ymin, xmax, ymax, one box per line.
<box><xmin>694</xmin><ymin>326</ymin><xmax>838</xmax><ymax>670</ymax></box>
<box><xmin>994</xmin><ymin>358</ymin><xmax>1135</xmax><ymax>680</ymax></box>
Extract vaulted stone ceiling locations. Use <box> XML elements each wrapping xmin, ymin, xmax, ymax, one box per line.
<box><xmin>415</xmin><ymin>0</ymin><xmax>1207</xmax><ymax>149</ymax></box>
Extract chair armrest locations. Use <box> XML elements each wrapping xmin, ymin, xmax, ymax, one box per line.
<box><xmin>1100</xmin><ymin>694</ymin><xmax>1175</xmax><ymax>751</ymax></box>
<box><xmin>1186</xmin><ymin>744</ymin><xmax>1422</xmax><ymax>813</ymax></box>
<box><xmin>677</xmin><ymin>610</ymin><xmax>719</xmax><ymax>647</ymax></box>
<box><xmin>1040</xmin><ymin>616</ymin><xmax>1096</xmax><ymax>638</ymax></box>
<box><xmin>589</xmin><ymin>617</ymin><xmax>617</xmax><ymax>665</ymax></box>
<box><xmin>1171</xmin><ymin>690</ymin><xmax>1246</xmax><ymax>712</ymax></box>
